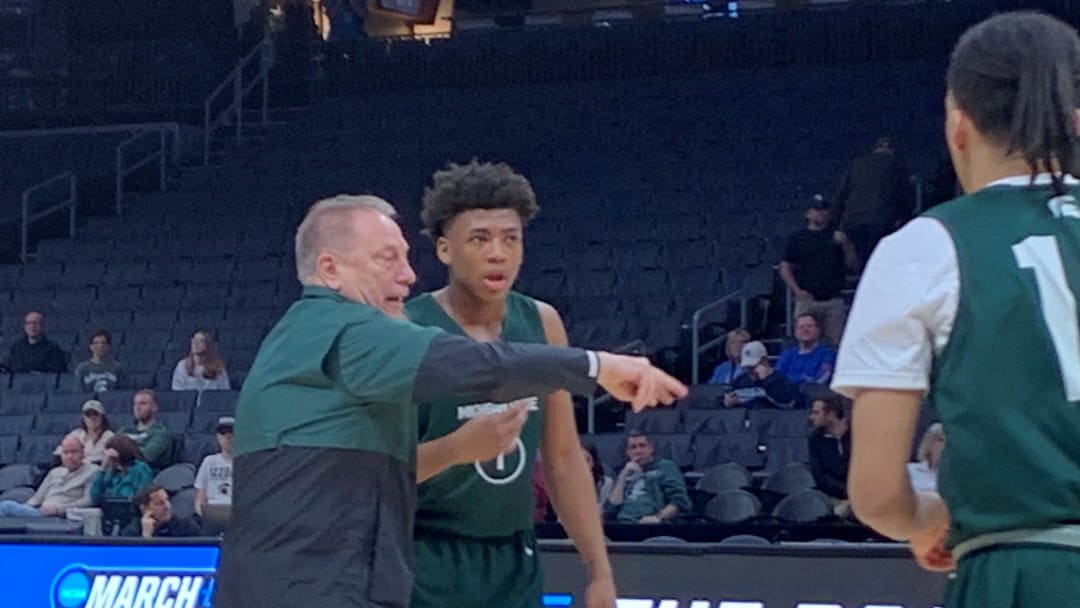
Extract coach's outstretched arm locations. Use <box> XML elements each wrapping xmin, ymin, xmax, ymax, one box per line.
<box><xmin>411</xmin><ymin>333</ymin><xmax>686</xmax><ymax>411</ymax></box>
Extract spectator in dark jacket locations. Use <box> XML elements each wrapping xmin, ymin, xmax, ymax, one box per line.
<box><xmin>831</xmin><ymin>137</ymin><xmax>915</xmax><ymax>269</ymax></box>
<box><xmin>808</xmin><ymin>394</ymin><xmax>850</xmax><ymax>502</ymax></box>
<box><xmin>6</xmin><ymin>310</ymin><xmax>67</xmax><ymax>373</ymax></box>
<box><xmin>123</xmin><ymin>485</ymin><xmax>201</xmax><ymax>538</ymax></box>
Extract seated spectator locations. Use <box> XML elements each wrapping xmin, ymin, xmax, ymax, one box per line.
<box><xmin>604</xmin><ymin>431</ymin><xmax>691</xmax><ymax>524</ymax></box>
<box><xmin>6</xmin><ymin>310</ymin><xmax>67</xmax><ymax>373</ymax></box>
<box><xmin>908</xmin><ymin>423</ymin><xmax>945</xmax><ymax>493</ymax></box>
<box><xmin>90</xmin><ymin>435</ymin><xmax>155</xmax><ymax>504</ymax></box>
<box><xmin>73</xmin><ymin>329</ymin><xmax>128</xmax><ymax>393</ymax></box>
<box><xmin>55</xmin><ymin>399</ymin><xmax>115</xmax><ymax>465</ymax></box>
<box><xmin>119</xmin><ymin>389</ymin><xmax>172</xmax><ymax>471</ymax></box>
<box><xmin>775</xmin><ymin>314</ymin><xmax>837</xmax><ymax>386</ymax></box>
<box><xmin>195</xmin><ymin>416</ymin><xmax>234</xmax><ymax>518</ymax></box>
<box><xmin>0</xmin><ymin>435</ymin><xmax>99</xmax><ymax>517</ymax></box>
<box><xmin>172</xmin><ymin>331</ymin><xmax>231</xmax><ymax>391</ymax></box>
<box><xmin>582</xmin><ymin>441</ymin><xmax>614</xmax><ymax>507</ymax></box>
<box><xmin>123</xmin><ymin>485</ymin><xmax>201</xmax><ymax>538</ymax></box>
<box><xmin>724</xmin><ymin>341</ymin><xmax>800</xmax><ymax>410</ymax></box>
<box><xmin>808</xmin><ymin>394</ymin><xmax>850</xmax><ymax>506</ymax></box>
<box><xmin>707</xmin><ymin>328</ymin><xmax>751</xmax><ymax>386</ymax></box>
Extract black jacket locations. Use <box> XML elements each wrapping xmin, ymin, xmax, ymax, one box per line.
<box><xmin>808</xmin><ymin>427</ymin><xmax>850</xmax><ymax>499</ymax></box>
<box><xmin>7</xmin><ymin>336</ymin><xmax>67</xmax><ymax>373</ymax></box>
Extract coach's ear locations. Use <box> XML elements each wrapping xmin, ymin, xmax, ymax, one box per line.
<box><xmin>435</xmin><ymin>236</ymin><xmax>451</xmax><ymax>265</ymax></box>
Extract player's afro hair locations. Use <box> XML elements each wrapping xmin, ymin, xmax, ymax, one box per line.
<box><xmin>421</xmin><ymin>159</ymin><xmax>539</xmax><ymax>239</ymax></box>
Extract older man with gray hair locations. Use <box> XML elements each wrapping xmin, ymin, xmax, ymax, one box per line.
<box><xmin>215</xmin><ymin>194</ymin><xmax>686</xmax><ymax>608</ymax></box>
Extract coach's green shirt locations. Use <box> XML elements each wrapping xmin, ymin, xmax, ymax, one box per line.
<box><xmin>233</xmin><ymin>285</ymin><xmax>440</xmax><ymax>463</ymax></box>
<box><xmin>220</xmin><ymin>286</ymin><xmax>441</xmax><ymax>608</ymax></box>
<box><xmin>407</xmin><ymin>291</ymin><xmax>547</xmax><ymax>538</ymax></box>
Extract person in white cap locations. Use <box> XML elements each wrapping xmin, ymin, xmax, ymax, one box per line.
<box><xmin>723</xmin><ymin>340</ymin><xmax>800</xmax><ymax>410</ymax></box>
<box><xmin>55</xmin><ymin>399</ymin><xmax>116</xmax><ymax>466</ymax></box>
<box><xmin>195</xmin><ymin>415</ymin><xmax>235</xmax><ymax>518</ymax></box>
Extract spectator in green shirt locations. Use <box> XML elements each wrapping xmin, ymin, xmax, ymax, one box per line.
<box><xmin>118</xmin><ymin>389</ymin><xmax>172</xmax><ymax>470</ymax></box>
<box><xmin>605</xmin><ymin>430</ymin><xmax>691</xmax><ymax>524</ymax></box>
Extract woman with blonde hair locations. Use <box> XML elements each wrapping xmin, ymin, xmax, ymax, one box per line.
<box><xmin>172</xmin><ymin>330</ymin><xmax>231</xmax><ymax>391</ymax></box>
<box><xmin>707</xmin><ymin>328</ymin><xmax>751</xmax><ymax>385</ymax></box>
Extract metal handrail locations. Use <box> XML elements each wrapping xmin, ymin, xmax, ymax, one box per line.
<box><xmin>203</xmin><ymin>35</ymin><xmax>273</xmax><ymax>165</ymax></box>
<box><xmin>115</xmin><ymin>124</ymin><xmax>176</xmax><ymax>214</ymax></box>
<box><xmin>690</xmin><ymin>289</ymin><xmax>741</xmax><ymax>385</ymax></box>
<box><xmin>21</xmin><ymin>171</ymin><xmax>77</xmax><ymax>263</ymax></box>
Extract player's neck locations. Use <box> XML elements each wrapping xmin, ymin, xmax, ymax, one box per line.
<box><xmin>964</xmin><ymin>149</ymin><xmax>1049</xmax><ymax>193</ymax></box>
<box><xmin>437</xmin><ymin>284</ymin><xmax>506</xmax><ymax>338</ymax></box>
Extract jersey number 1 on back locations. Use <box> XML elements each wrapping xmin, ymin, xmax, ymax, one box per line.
<box><xmin>1012</xmin><ymin>235</ymin><xmax>1080</xmax><ymax>401</ymax></box>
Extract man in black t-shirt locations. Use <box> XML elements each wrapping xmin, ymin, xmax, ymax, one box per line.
<box><xmin>778</xmin><ymin>196</ymin><xmax>856</xmax><ymax>345</ymax></box>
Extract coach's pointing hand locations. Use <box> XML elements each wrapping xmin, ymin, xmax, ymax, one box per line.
<box><xmin>596</xmin><ymin>353</ymin><xmax>688</xmax><ymax>412</ymax></box>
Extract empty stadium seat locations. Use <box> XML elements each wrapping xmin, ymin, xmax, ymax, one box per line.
<box><xmin>34</xmin><ymin>413</ymin><xmax>76</xmax><ymax>435</ymax></box>
<box><xmin>650</xmin><ymin>434</ymin><xmax>693</xmax><ymax>469</ymax></box>
<box><xmin>0</xmin><ymin>436</ymin><xmax>18</xmax><ymax>466</ymax></box>
<box><xmin>154</xmin><ymin>463</ymin><xmax>196</xmax><ymax>493</ymax></box>
<box><xmin>0</xmin><ymin>394</ymin><xmax>46</xmax><ymax>415</ymax></box>
<box><xmin>762</xmin><ymin>462</ymin><xmax>816</xmax><ymax>495</ymax></box>
<box><xmin>762</xmin><ymin>437</ymin><xmax>810</xmax><ymax>473</ymax></box>
<box><xmin>170</xmin><ymin>487</ymin><xmax>199</xmax><ymax>522</ymax></box>
<box><xmin>693</xmin><ymin>433</ymin><xmax>764</xmax><ymax>471</ymax></box>
<box><xmin>47</xmin><ymin>391</ymin><xmax>96</xmax><ymax>413</ymax></box>
<box><xmin>181</xmin><ymin>434</ymin><xmax>219</xmax><ymax>465</ymax></box>
<box><xmin>97</xmin><ymin>391</ymin><xmax>136</xmax><ymax>415</ymax></box>
<box><xmin>0</xmin><ymin>463</ymin><xmax>35</xmax><ymax>491</ymax></box>
<box><xmin>156</xmin><ymin>411</ymin><xmax>193</xmax><ymax>433</ymax></box>
<box><xmin>695</xmin><ymin>462</ymin><xmax>752</xmax><ymax>494</ymax></box>
<box><xmin>197</xmin><ymin>391</ymin><xmax>239</xmax><ymax>412</ymax></box>
<box><xmin>624</xmin><ymin>408</ymin><xmax>683</xmax><ymax>435</ymax></box>
<box><xmin>17</xmin><ymin>434</ymin><xmax>63</xmax><ymax>467</ymax></box>
<box><xmin>153</xmin><ymin>391</ymin><xmax>199</xmax><ymax>413</ymax></box>
<box><xmin>9</xmin><ymin>374</ymin><xmax>56</xmax><ymax>395</ymax></box>
<box><xmin>684</xmin><ymin>409</ymin><xmax>747</xmax><ymax>435</ymax></box>
<box><xmin>704</xmin><ymin>489</ymin><xmax>761</xmax><ymax>523</ymax></box>
<box><xmin>772</xmin><ymin>489</ymin><xmax>833</xmax><ymax>523</ymax></box>
<box><xmin>581</xmin><ymin>433</ymin><xmax>625</xmax><ymax>473</ymax></box>
<box><xmin>0</xmin><ymin>415</ymin><xmax>34</xmax><ymax>435</ymax></box>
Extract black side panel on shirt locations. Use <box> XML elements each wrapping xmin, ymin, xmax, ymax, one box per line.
<box><xmin>215</xmin><ymin>447</ymin><xmax>415</xmax><ymax>608</ymax></box>
<box><xmin>412</xmin><ymin>333</ymin><xmax>595</xmax><ymax>404</ymax></box>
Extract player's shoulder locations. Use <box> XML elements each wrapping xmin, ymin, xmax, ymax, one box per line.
<box><xmin>507</xmin><ymin>290</ymin><xmax>562</xmax><ymax>319</ymax></box>
<box><xmin>873</xmin><ymin>216</ymin><xmax>955</xmax><ymax>263</ymax></box>
<box><xmin>510</xmin><ymin>291</ymin><xmax>567</xmax><ymax>345</ymax></box>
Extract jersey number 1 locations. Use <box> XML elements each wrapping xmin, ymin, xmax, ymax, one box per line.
<box><xmin>1012</xmin><ymin>235</ymin><xmax>1080</xmax><ymax>401</ymax></box>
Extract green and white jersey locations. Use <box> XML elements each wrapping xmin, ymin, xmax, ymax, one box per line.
<box><xmin>407</xmin><ymin>291</ymin><xmax>548</xmax><ymax>538</ymax></box>
<box><xmin>833</xmin><ymin>174</ymin><xmax>1080</xmax><ymax>547</ymax></box>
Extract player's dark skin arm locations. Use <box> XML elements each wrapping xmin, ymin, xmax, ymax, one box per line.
<box><xmin>534</xmin><ymin>302</ymin><xmax>616</xmax><ymax>605</ymax></box>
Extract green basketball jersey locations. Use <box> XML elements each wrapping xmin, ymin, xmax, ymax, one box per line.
<box><xmin>406</xmin><ymin>291</ymin><xmax>548</xmax><ymax>538</ymax></box>
<box><xmin>924</xmin><ymin>183</ymin><xmax>1080</xmax><ymax>547</ymax></box>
